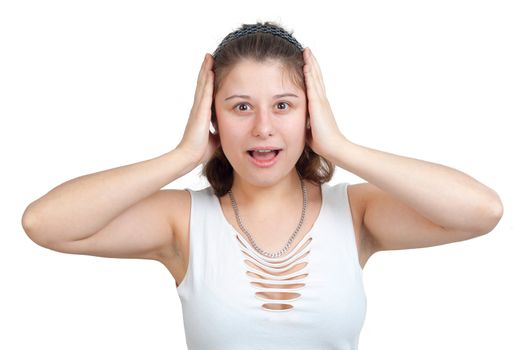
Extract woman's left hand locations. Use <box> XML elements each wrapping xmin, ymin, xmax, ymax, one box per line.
<box><xmin>303</xmin><ymin>47</ymin><xmax>346</xmax><ymax>160</ymax></box>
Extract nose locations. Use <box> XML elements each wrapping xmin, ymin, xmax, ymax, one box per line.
<box><xmin>251</xmin><ymin>109</ymin><xmax>274</xmax><ymax>137</ymax></box>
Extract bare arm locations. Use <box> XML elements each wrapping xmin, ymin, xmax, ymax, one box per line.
<box><xmin>21</xmin><ymin>147</ymin><xmax>196</xmax><ymax>247</ymax></box>
<box><xmin>21</xmin><ymin>53</ymin><xmax>218</xmax><ymax>260</ymax></box>
<box><xmin>302</xmin><ymin>47</ymin><xmax>503</xmax><ymax>255</ymax></box>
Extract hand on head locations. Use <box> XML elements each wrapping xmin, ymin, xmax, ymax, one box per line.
<box><xmin>302</xmin><ymin>47</ymin><xmax>346</xmax><ymax>160</ymax></box>
<box><xmin>177</xmin><ymin>53</ymin><xmax>220</xmax><ymax>166</ymax></box>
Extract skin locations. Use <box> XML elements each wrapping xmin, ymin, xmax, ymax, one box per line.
<box><xmin>213</xmin><ymin>58</ymin><xmax>309</xmax><ymax>205</ymax></box>
<box><xmin>184</xmin><ymin>48</ymin><xmax>503</xmax><ymax>256</ymax></box>
<box><xmin>300</xmin><ymin>48</ymin><xmax>503</xmax><ymax>245</ymax></box>
<box><xmin>19</xmin><ymin>40</ymin><xmax>506</xmax><ymax>340</ymax></box>
<box><xmin>23</xmin><ymin>47</ymin><xmax>503</xmax><ymax>284</ymax></box>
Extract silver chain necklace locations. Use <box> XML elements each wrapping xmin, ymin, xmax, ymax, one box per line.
<box><xmin>227</xmin><ymin>177</ymin><xmax>307</xmax><ymax>258</ymax></box>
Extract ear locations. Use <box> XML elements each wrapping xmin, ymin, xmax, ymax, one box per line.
<box><xmin>211</xmin><ymin>121</ymin><xmax>218</xmax><ymax>134</ymax></box>
<box><xmin>211</xmin><ymin>104</ymin><xmax>220</xmax><ymax>135</ymax></box>
<box><xmin>305</xmin><ymin>111</ymin><xmax>311</xmax><ymax>129</ymax></box>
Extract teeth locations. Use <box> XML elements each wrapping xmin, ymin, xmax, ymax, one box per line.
<box><xmin>255</xmin><ymin>150</ymin><xmax>273</xmax><ymax>153</ymax></box>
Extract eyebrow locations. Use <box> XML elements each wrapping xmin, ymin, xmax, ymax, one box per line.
<box><xmin>224</xmin><ymin>93</ymin><xmax>299</xmax><ymax>101</ymax></box>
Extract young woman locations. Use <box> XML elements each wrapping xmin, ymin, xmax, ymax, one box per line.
<box><xmin>22</xmin><ymin>21</ymin><xmax>504</xmax><ymax>349</ymax></box>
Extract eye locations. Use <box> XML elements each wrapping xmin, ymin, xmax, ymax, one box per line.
<box><xmin>276</xmin><ymin>102</ymin><xmax>290</xmax><ymax>110</ymax></box>
<box><xmin>233</xmin><ymin>103</ymin><xmax>251</xmax><ymax>112</ymax></box>
<box><xmin>233</xmin><ymin>102</ymin><xmax>291</xmax><ymax>112</ymax></box>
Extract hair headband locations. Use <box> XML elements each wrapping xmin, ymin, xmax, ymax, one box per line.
<box><xmin>212</xmin><ymin>23</ymin><xmax>304</xmax><ymax>58</ymax></box>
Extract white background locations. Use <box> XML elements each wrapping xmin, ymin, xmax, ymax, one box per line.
<box><xmin>1</xmin><ymin>0</ymin><xmax>523</xmax><ymax>349</ymax></box>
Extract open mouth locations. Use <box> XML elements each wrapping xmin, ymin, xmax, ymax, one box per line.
<box><xmin>247</xmin><ymin>150</ymin><xmax>281</xmax><ymax>158</ymax></box>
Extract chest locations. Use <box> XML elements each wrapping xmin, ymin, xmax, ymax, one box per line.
<box><xmin>165</xmin><ymin>187</ymin><xmax>368</xmax><ymax>306</ymax></box>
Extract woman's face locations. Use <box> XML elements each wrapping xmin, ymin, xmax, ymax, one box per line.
<box><xmin>214</xmin><ymin>58</ymin><xmax>307</xmax><ymax>187</ymax></box>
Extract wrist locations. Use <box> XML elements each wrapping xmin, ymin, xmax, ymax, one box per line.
<box><xmin>167</xmin><ymin>146</ymin><xmax>201</xmax><ymax>176</ymax></box>
<box><xmin>324</xmin><ymin>135</ymin><xmax>351</xmax><ymax>162</ymax></box>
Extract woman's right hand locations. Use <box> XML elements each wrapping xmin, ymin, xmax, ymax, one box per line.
<box><xmin>177</xmin><ymin>53</ymin><xmax>220</xmax><ymax>165</ymax></box>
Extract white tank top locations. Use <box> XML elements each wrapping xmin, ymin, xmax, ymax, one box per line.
<box><xmin>176</xmin><ymin>182</ymin><xmax>367</xmax><ymax>350</ymax></box>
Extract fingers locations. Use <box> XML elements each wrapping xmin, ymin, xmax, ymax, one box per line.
<box><xmin>199</xmin><ymin>54</ymin><xmax>213</xmax><ymax>83</ymax></box>
<box><xmin>194</xmin><ymin>55</ymin><xmax>207</xmax><ymax>99</ymax></box>
<box><xmin>200</xmin><ymin>59</ymin><xmax>214</xmax><ymax>113</ymax></box>
<box><xmin>303</xmin><ymin>47</ymin><xmax>326</xmax><ymax>99</ymax></box>
<box><xmin>306</xmin><ymin>48</ymin><xmax>325</xmax><ymax>92</ymax></box>
<box><xmin>193</xmin><ymin>53</ymin><xmax>214</xmax><ymax>111</ymax></box>
<box><xmin>198</xmin><ymin>57</ymin><xmax>215</xmax><ymax>122</ymax></box>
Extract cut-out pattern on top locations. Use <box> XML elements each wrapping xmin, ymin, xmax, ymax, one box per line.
<box><xmin>235</xmin><ymin>232</ymin><xmax>313</xmax><ymax>312</ymax></box>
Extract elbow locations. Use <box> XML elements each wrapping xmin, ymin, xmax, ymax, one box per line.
<box><xmin>21</xmin><ymin>205</ymin><xmax>51</xmax><ymax>248</ymax></box>
<box><xmin>21</xmin><ymin>204</ymin><xmax>36</xmax><ymax>236</ymax></box>
<box><xmin>489</xmin><ymin>195</ymin><xmax>504</xmax><ymax>230</ymax></box>
<box><xmin>476</xmin><ymin>193</ymin><xmax>504</xmax><ymax>236</ymax></box>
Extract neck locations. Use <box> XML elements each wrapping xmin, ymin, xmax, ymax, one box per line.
<box><xmin>230</xmin><ymin>170</ymin><xmax>304</xmax><ymax>208</ymax></box>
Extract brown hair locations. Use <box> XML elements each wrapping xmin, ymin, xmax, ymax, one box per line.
<box><xmin>201</xmin><ymin>21</ymin><xmax>334</xmax><ymax>197</ymax></box>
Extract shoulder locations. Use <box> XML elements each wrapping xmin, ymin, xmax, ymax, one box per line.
<box><xmin>162</xmin><ymin>187</ymin><xmax>194</xmax><ymax>223</ymax></box>
<box><xmin>154</xmin><ymin>189</ymin><xmax>192</xmax><ymax>257</ymax></box>
<box><xmin>343</xmin><ymin>182</ymin><xmax>367</xmax><ymax>229</ymax></box>
<box><xmin>344</xmin><ymin>182</ymin><xmax>377</xmax><ymax>267</ymax></box>
<box><xmin>158</xmin><ymin>188</ymin><xmax>191</xmax><ymax>213</ymax></box>
<box><xmin>344</xmin><ymin>182</ymin><xmax>375</xmax><ymax>228</ymax></box>
<box><xmin>162</xmin><ymin>186</ymin><xmax>214</xmax><ymax>214</ymax></box>
<box><xmin>162</xmin><ymin>187</ymin><xmax>216</xmax><ymax>256</ymax></box>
